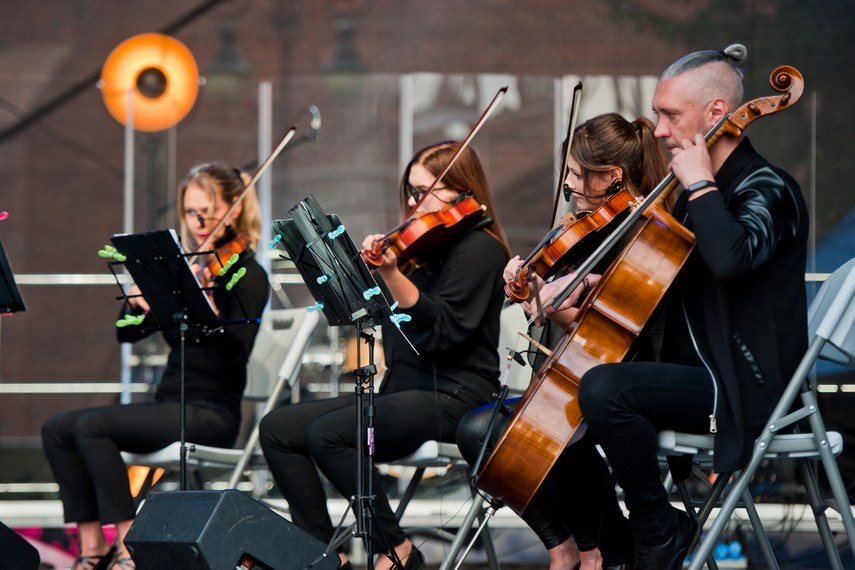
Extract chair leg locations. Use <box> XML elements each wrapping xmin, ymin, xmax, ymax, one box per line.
<box><xmin>438</xmin><ymin>493</ymin><xmax>498</xmax><ymax>570</ymax></box>
<box><xmin>804</xmin><ymin>390</ymin><xmax>855</xmax><ymax>557</ymax></box>
<box><xmin>476</xmin><ymin>505</ymin><xmax>500</xmax><ymax>570</ymax></box>
<box><xmin>394</xmin><ymin>467</ymin><xmax>426</xmax><ymax>521</ymax></box>
<box><xmin>796</xmin><ymin>457</ymin><xmax>845</xmax><ymax>570</ymax></box>
<box><xmin>678</xmin><ymin>474</ymin><xmax>724</xmax><ymax>570</ymax></box>
<box><xmin>738</xmin><ymin>484</ymin><xmax>779</xmax><ymax>570</ymax></box>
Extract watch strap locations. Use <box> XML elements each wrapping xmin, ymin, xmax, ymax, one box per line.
<box><xmin>686</xmin><ymin>180</ymin><xmax>717</xmax><ymax>193</ymax></box>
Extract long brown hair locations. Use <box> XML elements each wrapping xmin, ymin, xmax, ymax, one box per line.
<box><xmin>178</xmin><ymin>163</ymin><xmax>262</xmax><ymax>251</ymax></box>
<box><xmin>571</xmin><ymin>113</ymin><xmax>669</xmax><ymax>200</ymax></box>
<box><xmin>401</xmin><ymin>142</ymin><xmax>511</xmax><ymax>261</ymax></box>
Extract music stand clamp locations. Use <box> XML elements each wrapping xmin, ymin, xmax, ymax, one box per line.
<box><xmin>109</xmin><ymin>229</ymin><xmax>256</xmax><ymax>490</ymax></box>
<box><xmin>272</xmin><ymin>195</ymin><xmax>414</xmax><ymax>570</ymax></box>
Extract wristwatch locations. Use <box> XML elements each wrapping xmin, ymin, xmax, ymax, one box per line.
<box><xmin>685</xmin><ymin>180</ymin><xmax>718</xmax><ymax>193</ymax></box>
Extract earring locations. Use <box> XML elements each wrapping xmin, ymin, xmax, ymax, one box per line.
<box><xmin>607</xmin><ymin>178</ymin><xmax>623</xmax><ymax>195</ymax></box>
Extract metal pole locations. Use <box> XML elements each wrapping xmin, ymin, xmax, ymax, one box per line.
<box><xmin>120</xmin><ymin>89</ymin><xmax>134</xmax><ymax>404</ymax></box>
<box><xmin>258</xmin><ymin>81</ymin><xmax>273</xmax><ymax>278</ymax></box>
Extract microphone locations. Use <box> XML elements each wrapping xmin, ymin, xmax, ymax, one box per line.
<box><xmin>307</xmin><ymin>105</ymin><xmax>321</xmax><ymax>149</ymax></box>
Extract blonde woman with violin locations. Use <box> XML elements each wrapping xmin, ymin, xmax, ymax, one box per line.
<box><xmin>42</xmin><ymin>163</ymin><xmax>270</xmax><ymax>570</ymax></box>
<box><xmin>259</xmin><ymin>141</ymin><xmax>510</xmax><ymax>570</ymax></box>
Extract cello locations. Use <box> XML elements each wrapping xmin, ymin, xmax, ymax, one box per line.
<box><xmin>476</xmin><ymin>66</ymin><xmax>805</xmax><ymax>514</ymax></box>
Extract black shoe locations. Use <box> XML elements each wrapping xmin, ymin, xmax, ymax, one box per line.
<box><xmin>72</xmin><ymin>546</ymin><xmax>117</xmax><ymax>570</ymax></box>
<box><xmin>634</xmin><ymin>510</ymin><xmax>697</xmax><ymax>570</ymax></box>
<box><xmin>403</xmin><ymin>545</ymin><xmax>425</xmax><ymax>570</ymax></box>
<box><xmin>339</xmin><ymin>562</ymin><xmax>353</xmax><ymax>570</ymax></box>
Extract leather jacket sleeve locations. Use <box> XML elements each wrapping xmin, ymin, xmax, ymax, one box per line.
<box><xmin>686</xmin><ymin>166</ymin><xmax>802</xmax><ymax>282</ymax></box>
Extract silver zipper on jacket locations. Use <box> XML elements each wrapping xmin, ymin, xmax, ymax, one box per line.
<box><xmin>677</xmin><ymin>206</ymin><xmax>719</xmax><ymax>433</ymax></box>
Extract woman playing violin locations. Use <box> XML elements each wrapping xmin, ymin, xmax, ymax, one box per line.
<box><xmin>457</xmin><ymin>112</ymin><xmax>669</xmax><ymax>570</ymax></box>
<box><xmin>259</xmin><ymin>141</ymin><xmax>510</xmax><ymax>570</ymax></box>
<box><xmin>507</xmin><ymin>112</ymin><xmax>669</xmax><ymax>327</ymax></box>
<box><xmin>42</xmin><ymin>163</ymin><xmax>270</xmax><ymax>570</ymax></box>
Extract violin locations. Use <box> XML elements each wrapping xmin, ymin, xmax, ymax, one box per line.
<box><xmin>362</xmin><ymin>193</ymin><xmax>486</xmax><ymax>267</ymax></box>
<box><xmin>505</xmin><ymin>184</ymin><xmax>640</xmax><ymax>303</ymax></box>
<box><xmin>202</xmin><ymin>227</ymin><xmax>250</xmax><ymax>280</ymax></box>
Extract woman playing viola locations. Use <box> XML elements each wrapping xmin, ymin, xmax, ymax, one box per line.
<box><xmin>42</xmin><ymin>164</ymin><xmax>270</xmax><ymax>570</ymax></box>
<box><xmin>259</xmin><ymin>141</ymin><xmax>511</xmax><ymax>570</ymax></box>
<box><xmin>457</xmin><ymin>112</ymin><xmax>669</xmax><ymax>570</ymax></box>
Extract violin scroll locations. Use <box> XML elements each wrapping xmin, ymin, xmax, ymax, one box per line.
<box><xmin>505</xmin><ymin>268</ymin><xmax>533</xmax><ymax>304</ymax></box>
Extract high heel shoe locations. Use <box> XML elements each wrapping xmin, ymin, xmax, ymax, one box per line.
<box><xmin>107</xmin><ymin>549</ymin><xmax>136</xmax><ymax>569</ymax></box>
<box><xmin>71</xmin><ymin>546</ymin><xmax>116</xmax><ymax>570</ymax></box>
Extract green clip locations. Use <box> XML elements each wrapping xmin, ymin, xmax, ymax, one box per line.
<box><xmin>116</xmin><ymin>314</ymin><xmax>145</xmax><ymax>328</ymax></box>
<box><xmin>225</xmin><ymin>267</ymin><xmax>247</xmax><ymax>291</ymax></box>
<box><xmin>98</xmin><ymin>245</ymin><xmax>126</xmax><ymax>263</ymax></box>
<box><xmin>218</xmin><ymin>253</ymin><xmax>240</xmax><ymax>277</ymax></box>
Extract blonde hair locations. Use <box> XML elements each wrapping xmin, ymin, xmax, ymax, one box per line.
<box><xmin>178</xmin><ymin>163</ymin><xmax>261</xmax><ymax>250</ymax></box>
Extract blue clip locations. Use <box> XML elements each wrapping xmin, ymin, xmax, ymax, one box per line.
<box><xmin>308</xmin><ymin>301</ymin><xmax>324</xmax><ymax>312</ymax></box>
<box><xmin>317</xmin><ymin>275</ymin><xmax>329</xmax><ymax>284</ymax></box>
<box><xmin>268</xmin><ymin>234</ymin><xmax>283</xmax><ymax>249</ymax></box>
<box><xmin>327</xmin><ymin>225</ymin><xmax>346</xmax><ymax>239</ymax></box>
<box><xmin>362</xmin><ymin>286</ymin><xmax>381</xmax><ymax>300</ymax></box>
<box><xmin>388</xmin><ymin>302</ymin><xmax>412</xmax><ymax>329</ymax></box>
<box><xmin>390</xmin><ymin>312</ymin><xmax>412</xmax><ymax>329</ymax></box>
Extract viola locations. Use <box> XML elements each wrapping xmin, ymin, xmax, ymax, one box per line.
<box><xmin>476</xmin><ymin>65</ymin><xmax>805</xmax><ymax>514</ymax></box>
<box><xmin>505</xmin><ymin>185</ymin><xmax>641</xmax><ymax>303</ymax></box>
<box><xmin>362</xmin><ymin>194</ymin><xmax>487</xmax><ymax>267</ymax></box>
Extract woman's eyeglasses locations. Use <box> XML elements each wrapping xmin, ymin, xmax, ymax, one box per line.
<box><xmin>405</xmin><ymin>183</ymin><xmax>450</xmax><ymax>202</ymax></box>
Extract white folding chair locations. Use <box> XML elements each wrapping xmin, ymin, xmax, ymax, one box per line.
<box><xmin>659</xmin><ymin>259</ymin><xmax>855</xmax><ymax>570</ymax></box>
<box><xmin>121</xmin><ymin>307</ymin><xmax>320</xmax><ymax>494</ymax></box>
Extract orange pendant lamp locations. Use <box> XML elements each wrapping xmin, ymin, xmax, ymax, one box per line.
<box><xmin>100</xmin><ymin>33</ymin><xmax>199</xmax><ymax>132</ymax></box>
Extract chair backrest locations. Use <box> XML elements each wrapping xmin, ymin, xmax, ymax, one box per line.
<box><xmin>244</xmin><ymin>308</ymin><xmax>321</xmax><ymax>400</ymax></box>
<box><xmin>808</xmin><ymin>257</ymin><xmax>855</xmax><ymax>368</ymax></box>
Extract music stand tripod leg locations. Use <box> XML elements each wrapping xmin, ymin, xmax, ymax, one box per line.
<box><xmin>352</xmin><ymin>323</ymin><xmax>407</xmax><ymax>569</ymax></box>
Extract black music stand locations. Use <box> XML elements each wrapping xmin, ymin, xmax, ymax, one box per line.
<box><xmin>110</xmin><ymin>229</ymin><xmax>222</xmax><ymax>490</ymax></box>
<box><xmin>0</xmin><ymin>235</ymin><xmax>25</xmax><ymax>315</ymax></box>
<box><xmin>272</xmin><ymin>195</ymin><xmax>413</xmax><ymax>570</ymax></box>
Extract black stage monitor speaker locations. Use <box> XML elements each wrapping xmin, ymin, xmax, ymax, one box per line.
<box><xmin>0</xmin><ymin>522</ymin><xmax>39</xmax><ymax>570</ymax></box>
<box><xmin>125</xmin><ymin>490</ymin><xmax>340</xmax><ymax>570</ymax></box>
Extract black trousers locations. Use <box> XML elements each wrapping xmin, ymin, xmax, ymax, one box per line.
<box><xmin>42</xmin><ymin>401</ymin><xmax>239</xmax><ymax>524</ymax></box>
<box><xmin>455</xmin><ymin>398</ymin><xmax>635</xmax><ymax>566</ymax></box>
<box><xmin>579</xmin><ymin>362</ymin><xmax>714</xmax><ymax>545</ymax></box>
<box><xmin>258</xmin><ymin>389</ymin><xmax>475</xmax><ymax>549</ymax></box>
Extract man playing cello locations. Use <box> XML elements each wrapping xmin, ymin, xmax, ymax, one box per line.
<box><xmin>579</xmin><ymin>44</ymin><xmax>809</xmax><ymax>569</ymax></box>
